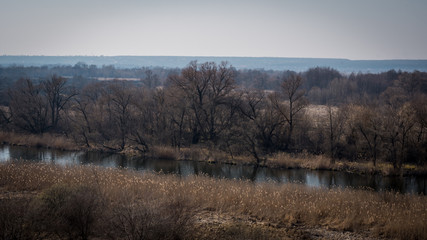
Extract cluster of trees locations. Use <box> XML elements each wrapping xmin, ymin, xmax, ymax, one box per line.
<box><xmin>2</xmin><ymin>63</ymin><xmax>426</xmax><ymax>104</ymax></box>
<box><xmin>0</xmin><ymin>64</ymin><xmax>177</xmax><ymax>104</ymax></box>
<box><xmin>1</xmin><ymin>61</ymin><xmax>426</xmax><ymax>169</ymax></box>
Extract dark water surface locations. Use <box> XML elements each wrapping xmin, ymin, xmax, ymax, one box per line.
<box><xmin>1</xmin><ymin>145</ymin><xmax>426</xmax><ymax>194</ymax></box>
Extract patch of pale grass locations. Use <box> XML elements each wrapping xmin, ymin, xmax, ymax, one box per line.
<box><xmin>0</xmin><ymin>131</ymin><xmax>78</xmax><ymax>151</ymax></box>
<box><xmin>150</xmin><ymin>145</ymin><xmax>179</xmax><ymax>160</ymax></box>
<box><xmin>268</xmin><ymin>152</ymin><xmax>331</xmax><ymax>169</ymax></box>
<box><xmin>178</xmin><ymin>146</ymin><xmax>233</xmax><ymax>164</ymax></box>
<box><xmin>268</xmin><ymin>152</ymin><xmax>425</xmax><ymax>176</ymax></box>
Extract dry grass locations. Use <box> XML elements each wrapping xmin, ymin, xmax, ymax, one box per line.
<box><xmin>1</xmin><ymin>162</ymin><xmax>426</xmax><ymax>239</ymax></box>
<box><xmin>268</xmin><ymin>151</ymin><xmax>332</xmax><ymax>170</ymax></box>
<box><xmin>179</xmin><ymin>146</ymin><xmax>236</xmax><ymax>164</ymax></box>
<box><xmin>177</xmin><ymin>146</ymin><xmax>427</xmax><ymax>176</ymax></box>
<box><xmin>149</xmin><ymin>145</ymin><xmax>180</xmax><ymax>160</ymax></box>
<box><xmin>0</xmin><ymin>131</ymin><xmax>78</xmax><ymax>151</ymax></box>
<box><xmin>266</xmin><ymin>151</ymin><xmax>427</xmax><ymax>176</ymax></box>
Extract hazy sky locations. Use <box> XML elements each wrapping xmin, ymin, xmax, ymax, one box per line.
<box><xmin>1</xmin><ymin>0</ymin><xmax>427</xmax><ymax>60</ymax></box>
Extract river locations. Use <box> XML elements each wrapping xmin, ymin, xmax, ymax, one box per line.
<box><xmin>1</xmin><ymin>145</ymin><xmax>426</xmax><ymax>194</ymax></box>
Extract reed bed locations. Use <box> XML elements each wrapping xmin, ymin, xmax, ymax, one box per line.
<box><xmin>0</xmin><ymin>162</ymin><xmax>426</xmax><ymax>239</ymax></box>
<box><xmin>0</xmin><ymin>131</ymin><xmax>78</xmax><ymax>151</ymax></box>
<box><xmin>267</xmin><ymin>151</ymin><xmax>427</xmax><ymax>176</ymax></box>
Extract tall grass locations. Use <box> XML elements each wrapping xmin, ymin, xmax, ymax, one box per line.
<box><xmin>0</xmin><ymin>131</ymin><xmax>78</xmax><ymax>151</ymax></box>
<box><xmin>267</xmin><ymin>151</ymin><xmax>427</xmax><ymax>176</ymax></box>
<box><xmin>0</xmin><ymin>162</ymin><xmax>426</xmax><ymax>239</ymax></box>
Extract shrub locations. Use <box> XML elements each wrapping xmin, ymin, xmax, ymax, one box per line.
<box><xmin>108</xmin><ymin>191</ymin><xmax>195</xmax><ymax>240</ymax></box>
<box><xmin>33</xmin><ymin>183</ymin><xmax>103</xmax><ymax>240</ymax></box>
<box><xmin>0</xmin><ymin>198</ymin><xmax>33</xmax><ymax>240</ymax></box>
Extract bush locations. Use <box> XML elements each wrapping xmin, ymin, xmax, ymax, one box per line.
<box><xmin>0</xmin><ymin>199</ymin><xmax>33</xmax><ymax>240</ymax></box>
<box><xmin>108</xmin><ymin>191</ymin><xmax>196</xmax><ymax>240</ymax></box>
<box><xmin>33</xmin><ymin>183</ymin><xmax>103</xmax><ymax>240</ymax></box>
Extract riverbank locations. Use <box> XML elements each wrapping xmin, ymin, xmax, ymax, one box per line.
<box><xmin>173</xmin><ymin>146</ymin><xmax>427</xmax><ymax>176</ymax></box>
<box><xmin>0</xmin><ymin>131</ymin><xmax>79</xmax><ymax>151</ymax></box>
<box><xmin>1</xmin><ymin>162</ymin><xmax>426</xmax><ymax>239</ymax></box>
<box><xmin>1</xmin><ymin>131</ymin><xmax>426</xmax><ymax>177</ymax></box>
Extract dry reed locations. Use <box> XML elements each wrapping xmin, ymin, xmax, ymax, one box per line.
<box><xmin>1</xmin><ymin>161</ymin><xmax>426</xmax><ymax>239</ymax></box>
<box><xmin>0</xmin><ymin>131</ymin><xmax>78</xmax><ymax>151</ymax></box>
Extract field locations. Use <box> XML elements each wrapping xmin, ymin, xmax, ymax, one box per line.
<box><xmin>1</xmin><ymin>162</ymin><xmax>426</xmax><ymax>239</ymax></box>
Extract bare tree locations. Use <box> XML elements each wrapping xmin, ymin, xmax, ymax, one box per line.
<box><xmin>271</xmin><ymin>74</ymin><xmax>308</xmax><ymax>150</ymax></box>
<box><xmin>239</xmin><ymin>90</ymin><xmax>284</xmax><ymax>165</ymax></box>
<box><xmin>351</xmin><ymin>105</ymin><xmax>381</xmax><ymax>166</ymax></box>
<box><xmin>411</xmin><ymin>94</ymin><xmax>427</xmax><ymax>164</ymax></box>
<box><xmin>164</xmin><ymin>85</ymin><xmax>190</xmax><ymax>148</ymax></box>
<box><xmin>0</xmin><ymin>106</ymin><xmax>11</xmax><ymax>130</ymax></box>
<box><xmin>141</xmin><ymin>69</ymin><xmax>160</xmax><ymax>89</ymax></box>
<box><xmin>71</xmin><ymin>85</ymin><xmax>98</xmax><ymax>148</ymax></box>
<box><xmin>8</xmin><ymin>78</ymin><xmax>49</xmax><ymax>133</ymax></box>
<box><xmin>379</xmin><ymin>103</ymin><xmax>416</xmax><ymax>169</ymax></box>
<box><xmin>168</xmin><ymin>61</ymin><xmax>236</xmax><ymax>146</ymax></box>
<box><xmin>43</xmin><ymin>75</ymin><xmax>77</xmax><ymax>130</ymax></box>
<box><xmin>69</xmin><ymin>82</ymin><xmax>107</xmax><ymax>148</ymax></box>
<box><xmin>108</xmin><ymin>81</ymin><xmax>134</xmax><ymax>150</ymax></box>
<box><xmin>325</xmin><ymin>105</ymin><xmax>347</xmax><ymax>164</ymax></box>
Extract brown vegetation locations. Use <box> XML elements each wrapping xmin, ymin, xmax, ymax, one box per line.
<box><xmin>1</xmin><ymin>130</ymin><xmax>425</xmax><ymax>176</ymax></box>
<box><xmin>0</xmin><ymin>131</ymin><xmax>78</xmax><ymax>151</ymax></box>
<box><xmin>1</xmin><ymin>162</ymin><xmax>426</xmax><ymax>239</ymax></box>
<box><xmin>1</xmin><ymin>63</ymin><xmax>427</xmax><ymax>173</ymax></box>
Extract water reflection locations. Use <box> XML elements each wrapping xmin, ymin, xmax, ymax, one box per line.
<box><xmin>1</xmin><ymin>145</ymin><xmax>426</xmax><ymax>194</ymax></box>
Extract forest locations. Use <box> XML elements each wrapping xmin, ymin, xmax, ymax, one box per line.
<box><xmin>1</xmin><ymin>61</ymin><xmax>426</xmax><ymax>170</ymax></box>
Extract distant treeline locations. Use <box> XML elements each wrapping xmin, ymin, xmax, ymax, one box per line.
<box><xmin>1</xmin><ymin>63</ymin><xmax>426</xmax><ymax>104</ymax></box>
<box><xmin>1</xmin><ymin>62</ymin><xmax>426</xmax><ymax>168</ymax></box>
<box><xmin>2</xmin><ymin>55</ymin><xmax>427</xmax><ymax>72</ymax></box>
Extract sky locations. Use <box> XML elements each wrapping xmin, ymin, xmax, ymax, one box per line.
<box><xmin>1</xmin><ymin>0</ymin><xmax>427</xmax><ymax>60</ymax></box>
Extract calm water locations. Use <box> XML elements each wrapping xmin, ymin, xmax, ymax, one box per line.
<box><xmin>1</xmin><ymin>145</ymin><xmax>426</xmax><ymax>194</ymax></box>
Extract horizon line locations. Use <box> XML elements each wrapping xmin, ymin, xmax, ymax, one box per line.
<box><xmin>2</xmin><ymin>54</ymin><xmax>427</xmax><ymax>61</ymax></box>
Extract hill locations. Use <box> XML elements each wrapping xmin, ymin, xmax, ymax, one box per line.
<box><xmin>1</xmin><ymin>55</ymin><xmax>426</xmax><ymax>73</ymax></box>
